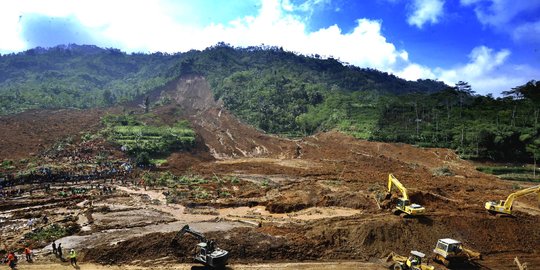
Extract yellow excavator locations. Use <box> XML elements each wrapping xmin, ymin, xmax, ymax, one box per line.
<box><xmin>484</xmin><ymin>184</ymin><xmax>540</xmax><ymax>215</ymax></box>
<box><xmin>387</xmin><ymin>174</ymin><xmax>425</xmax><ymax>216</ymax></box>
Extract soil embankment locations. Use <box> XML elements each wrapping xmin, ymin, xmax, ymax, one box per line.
<box><xmin>1</xmin><ymin>75</ymin><xmax>538</xmax><ymax>269</ymax></box>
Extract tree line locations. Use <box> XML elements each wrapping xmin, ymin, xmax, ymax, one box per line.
<box><xmin>1</xmin><ymin>43</ymin><xmax>538</xmax><ymax>163</ymax></box>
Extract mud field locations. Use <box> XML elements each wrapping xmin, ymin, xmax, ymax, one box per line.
<box><xmin>1</xmin><ymin>76</ymin><xmax>539</xmax><ymax>269</ymax></box>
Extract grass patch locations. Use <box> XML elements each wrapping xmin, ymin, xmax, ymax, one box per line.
<box><xmin>477</xmin><ymin>166</ymin><xmax>540</xmax><ymax>182</ymax></box>
<box><xmin>150</xmin><ymin>158</ymin><xmax>168</xmax><ymax>166</ymax></box>
<box><xmin>496</xmin><ymin>174</ymin><xmax>540</xmax><ymax>183</ymax></box>
<box><xmin>24</xmin><ymin>224</ymin><xmax>67</xmax><ymax>242</ymax></box>
<box><xmin>476</xmin><ymin>166</ymin><xmax>533</xmax><ymax>175</ymax></box>
<box><xmin>101</xmin><ymin>114</ymin><xmax>196</xmax><ymax>165</ymax></box>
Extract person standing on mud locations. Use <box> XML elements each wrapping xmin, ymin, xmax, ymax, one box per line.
<box><xmin>57</xmin><ymin>243</ymin><xmax>63</xmax><ymax>261</ymax></box>
<box><xmin>52</xmin><ymin>240</ymin><xmax>57</xmax><ymax>255</ymax></box>
<box><xmin>69</xmin><ymin>249</ymin><xmax>77</xmax><ymax>266</ymax></box>
<box><xmin>6</xmin><ymin>251</ymin><xmax>17</xmax><ymax>270</ymax></box>
<box><xmin>24</xmin><ymin>246</ymin><xmax>32</xmax><ymax>262</ymax></box>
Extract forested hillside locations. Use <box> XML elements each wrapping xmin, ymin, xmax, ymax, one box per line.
<box><xmin>0</xmin><ymin>44</ymin><xmax>179</xmax><ymax>113</ymax></box>
<box><xmin>373</xmin><ymin>82</ymin><xmax>540</xmax><ymax>163</ymax></box>
<box><xmin>1</xmin><ymin>43</ymin><xmax>538</xmax><ymax>163</ymax></box>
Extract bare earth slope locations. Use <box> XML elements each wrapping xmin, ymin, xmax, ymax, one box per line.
<box><xmin>155</xmin><ymin>75</ymin><xmax>296</xmax><ymax>159</ymax></box>
<box><xmin>0</xmin><ymin>75</ymin><xmax>538</xmax><ymax>269</ymax></box>
<box><xmin>0</xmin><ymin>109</ymin><xmax>107</xmax><ymax>160</ymax></box>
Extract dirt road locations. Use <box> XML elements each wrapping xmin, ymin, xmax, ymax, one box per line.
<box><xmin>10</xmin><ymin>261</ymin><xmax>385</xmax><ymax>270</ymax></box>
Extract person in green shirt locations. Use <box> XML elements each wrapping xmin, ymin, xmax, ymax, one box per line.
<box><xmin>69</xmin><ymin>249</ymin><xmax>77</xmax><ymax>266</ymax></box>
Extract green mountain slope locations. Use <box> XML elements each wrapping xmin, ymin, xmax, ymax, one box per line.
<box><xmin>0</xmin><ymin>44</ymin><xmax>179</xmax><ymax>113</ymax></box>
<box><xmin>1</xmin><ymin>43</ymin><xmax>538</xmax><ymax>163</ymax></box>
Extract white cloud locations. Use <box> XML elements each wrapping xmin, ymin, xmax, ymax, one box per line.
<box><xmin>438</xmin><ymin>46</ymin><xmax>510</xmax><ymax>80</ymax></box>
<box><xmin>1</xmin><ymin>0</ymin><xmax>409</xmax><ymax>72</ymax></box>
<box><xmin>396</xmin><ymin>63</ymin><xmax>436</xmax><ymax>80</ymax></box>
<box><xmin>395</xmin><ymin>45</ymin><xmax>536</xmax><ymax>95</ymax></box>
<box><xmin>293</xmin><ymin>19</ymin><xmax>408</xmax><ymax>70</ymax></box>
<box><xmin>407</xmin><ymin>0</ymin><xmax>445</xmax><ymax>28</ymax></box>
<box><xmin>285</xmin><ymin>0</ymin><xmax>331</xmax><ymax>12</ymax></box>
<box><xmin>460</xmin><ymin>0</ymin><xmax>540</xmax><ymax>26</ymax></box>
<box><xmin>512</xmin><ymin>20</ymin><xmax>540</xmax><ymax>43</ymax></box>
<box><xmin>433</xmin><ymin>46</ymin><xmax>535</xmax><ymax>95</ymax></box>
<box><xmin>460</xmin><ymin>0</ymin><xmax>540</xmax><ymax>42</ymax></box>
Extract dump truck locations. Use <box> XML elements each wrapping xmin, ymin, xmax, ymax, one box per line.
<box><xmin>433</xmin><ymin>238</ymin><xmax>481</xmax><ymax>267</ymax></box>
<box><xmin>387</xmin><ymin>174</ymin><xmax>425</xmax><ymax>216</ymax></box>
<box><xmin>386</xmin><ymin>250</ymin><xmax>435</xmax><ymax>270</ymax></box>
<box><xmin>176</xmin><ymin>225</ymin><xmax>229</xmax><ymax>269</ymax></box>
<box><xmin>485</xmin><ymin>184</ymin><xmax>540</xmax><ymax>215</ymax></box>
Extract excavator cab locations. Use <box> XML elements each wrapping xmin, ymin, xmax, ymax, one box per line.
<box><xmin>396</xmin><ymin>198</ymin><xmax>425</xmax><ymax>215</ymax></box>
<box><xmin>177</xmin><ymin>225</ymin><xmax>229</xmax><ymax>269</ymax></box>
<box><xmin>434</xmin><ymin>238</ymin><xmax>461</xmax><ymax>257</ymax></box>
<box><xmin>195</xmin><ymin>242</ymin><xmax>208</xmax><ymax>260</ymax></box>
<box><xmin>193</xmin><ymin>241</ymin><xmax>228</xmax><ymax>268</ymax></box>
<box><xmin>485</xmin><ymin>199</ymin><xmax>511</xmax><ymax>214</ymax></box>
<box><xmin>397</xmin><ymin>198</ymin><xmax>411</xmax><ymax>208</ymax></box>
<box><xmin>433</xmin><ymin>238</ymin><xmax>481</xmax><ymax>267</ymax></box>
<box><xmin>406</xmin><ymin>251</ymin><xmax>425</xmax><ymax>267</ymax></box>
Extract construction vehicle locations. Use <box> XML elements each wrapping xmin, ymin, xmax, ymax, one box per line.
<box><xmin>433</xmin><ymin>238</ymin><xmax>481</xmax><ymax>267</ymax></box>
<box><xmin>386</xmin><ymin>250</ymin><xmax>435</xmax><ymax>270</ymax></box>
<box><xmin>387</xmin><ymin>174</ymin><xmax>425</xmax><ymax>216</ymax></box>
<box><xmin>176</xmin><ymin>225</ymin><xmax>229</xmax><ymax>269</ymax></box>
<box><xmin>485</xmin><ymin>185</ymin><xmax>540</xmax><ymax>215</ymax></box>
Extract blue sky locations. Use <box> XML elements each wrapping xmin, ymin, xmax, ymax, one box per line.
<box><xmin>0</xmin><ymin>0</ymin><xmax>539</xmax><ymax>95</ymax></box>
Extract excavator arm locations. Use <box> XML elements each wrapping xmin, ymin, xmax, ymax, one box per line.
<box><xmin>502</xmin><ymin>185</ymin><xmax>540</xmax><ymax>211</ymax></box>
<box><xmin>486</xmin><ymin>185</ymin><xmax>540</xmax><ymax>215</ymax></box>
<box><xmin>388</xmin><ymin>174</ymin><xmax>409</xmax><ymax>200</ymax></box>
<box><xmin>177</xmin><ymin>225</ymin><xmax>207</xmax><ymax>242</ymax></box>
<box><xmin>387</xmin><ymin>174</ymin><xmax>425</xmax><ymax>216</ymax></box>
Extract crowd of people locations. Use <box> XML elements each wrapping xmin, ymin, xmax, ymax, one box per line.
<box><xmin>2</xmin><ymin>242</ymin><xmax>78</xmax><ymax>269</ymax></box>
<box><xmin>0</xmin><ymin>137</ymin><xmax>140</xmax><ymax>268</ymax></box>
<box><xmin>1</xmin><ymin>162</ymin><xmax>131</xmax><ymax>188</ymax></box>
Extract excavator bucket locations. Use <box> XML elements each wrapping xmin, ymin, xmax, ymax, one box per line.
<box><xmin>385</xmin><ymin>252</ymin><xmax>395</xmax><ymax>262</ymax></box>
<box><xmin>463</xmin><ymin>247</ymin><xmax>482</xmax><ymax>260</ymax></box>
<box><xmin>385</xmin><ymin>252</ymin><xmax>407</xmax><ymax>263</ymax></box>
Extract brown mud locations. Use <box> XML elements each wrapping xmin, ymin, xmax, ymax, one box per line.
<box><xmin>1</xmin><ymin>75</ymin><xmax>539</xmax><ymax>269</ymax></box>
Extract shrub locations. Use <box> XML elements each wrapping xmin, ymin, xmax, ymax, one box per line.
<box><xmin>136</xmin><ymin>151</ymin><xmax>151</xmax><ymax>167</ymax></box>
<box><xmin>24</xmin><ymin>224</ymin><xmax>67</xmax><ymax>242</ymax></box>
<box><xmin>432</xmin><ymin>166</ymin><xmax>455</xmax><ymax>176</ymax></box>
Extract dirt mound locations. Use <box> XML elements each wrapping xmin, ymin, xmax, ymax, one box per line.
<box><xmin>0</xmin><ymin>108</ymin><xmax>112</xmax><ymax>160</ymax></box>
<box><xmin>408</xmin><ymin>191</ymin><xmax>459</xmax><ymax>208</ymax></box>
<box><xmin>84</xmin><ymin>210</ymin><xmax>540</xmax><ymax>265</ymax></box>
<box><xmin>84</xmin><ymin>226</ymin><xmax>321</xmax><ymax>265</ymax></box>
<box><xmin>84</xmin><ymin>231</ymin><xmax>196</xmax><ymax>265</ymax></box>
<box><xmin>265</xmin><ymin>181</ymin><xmax>375</xmax><ymax>214</ymax></box>
<box><xmin>310</xmin><ymin>213</ymin><xmax>540</xmax><ymax>258</ymax></box>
